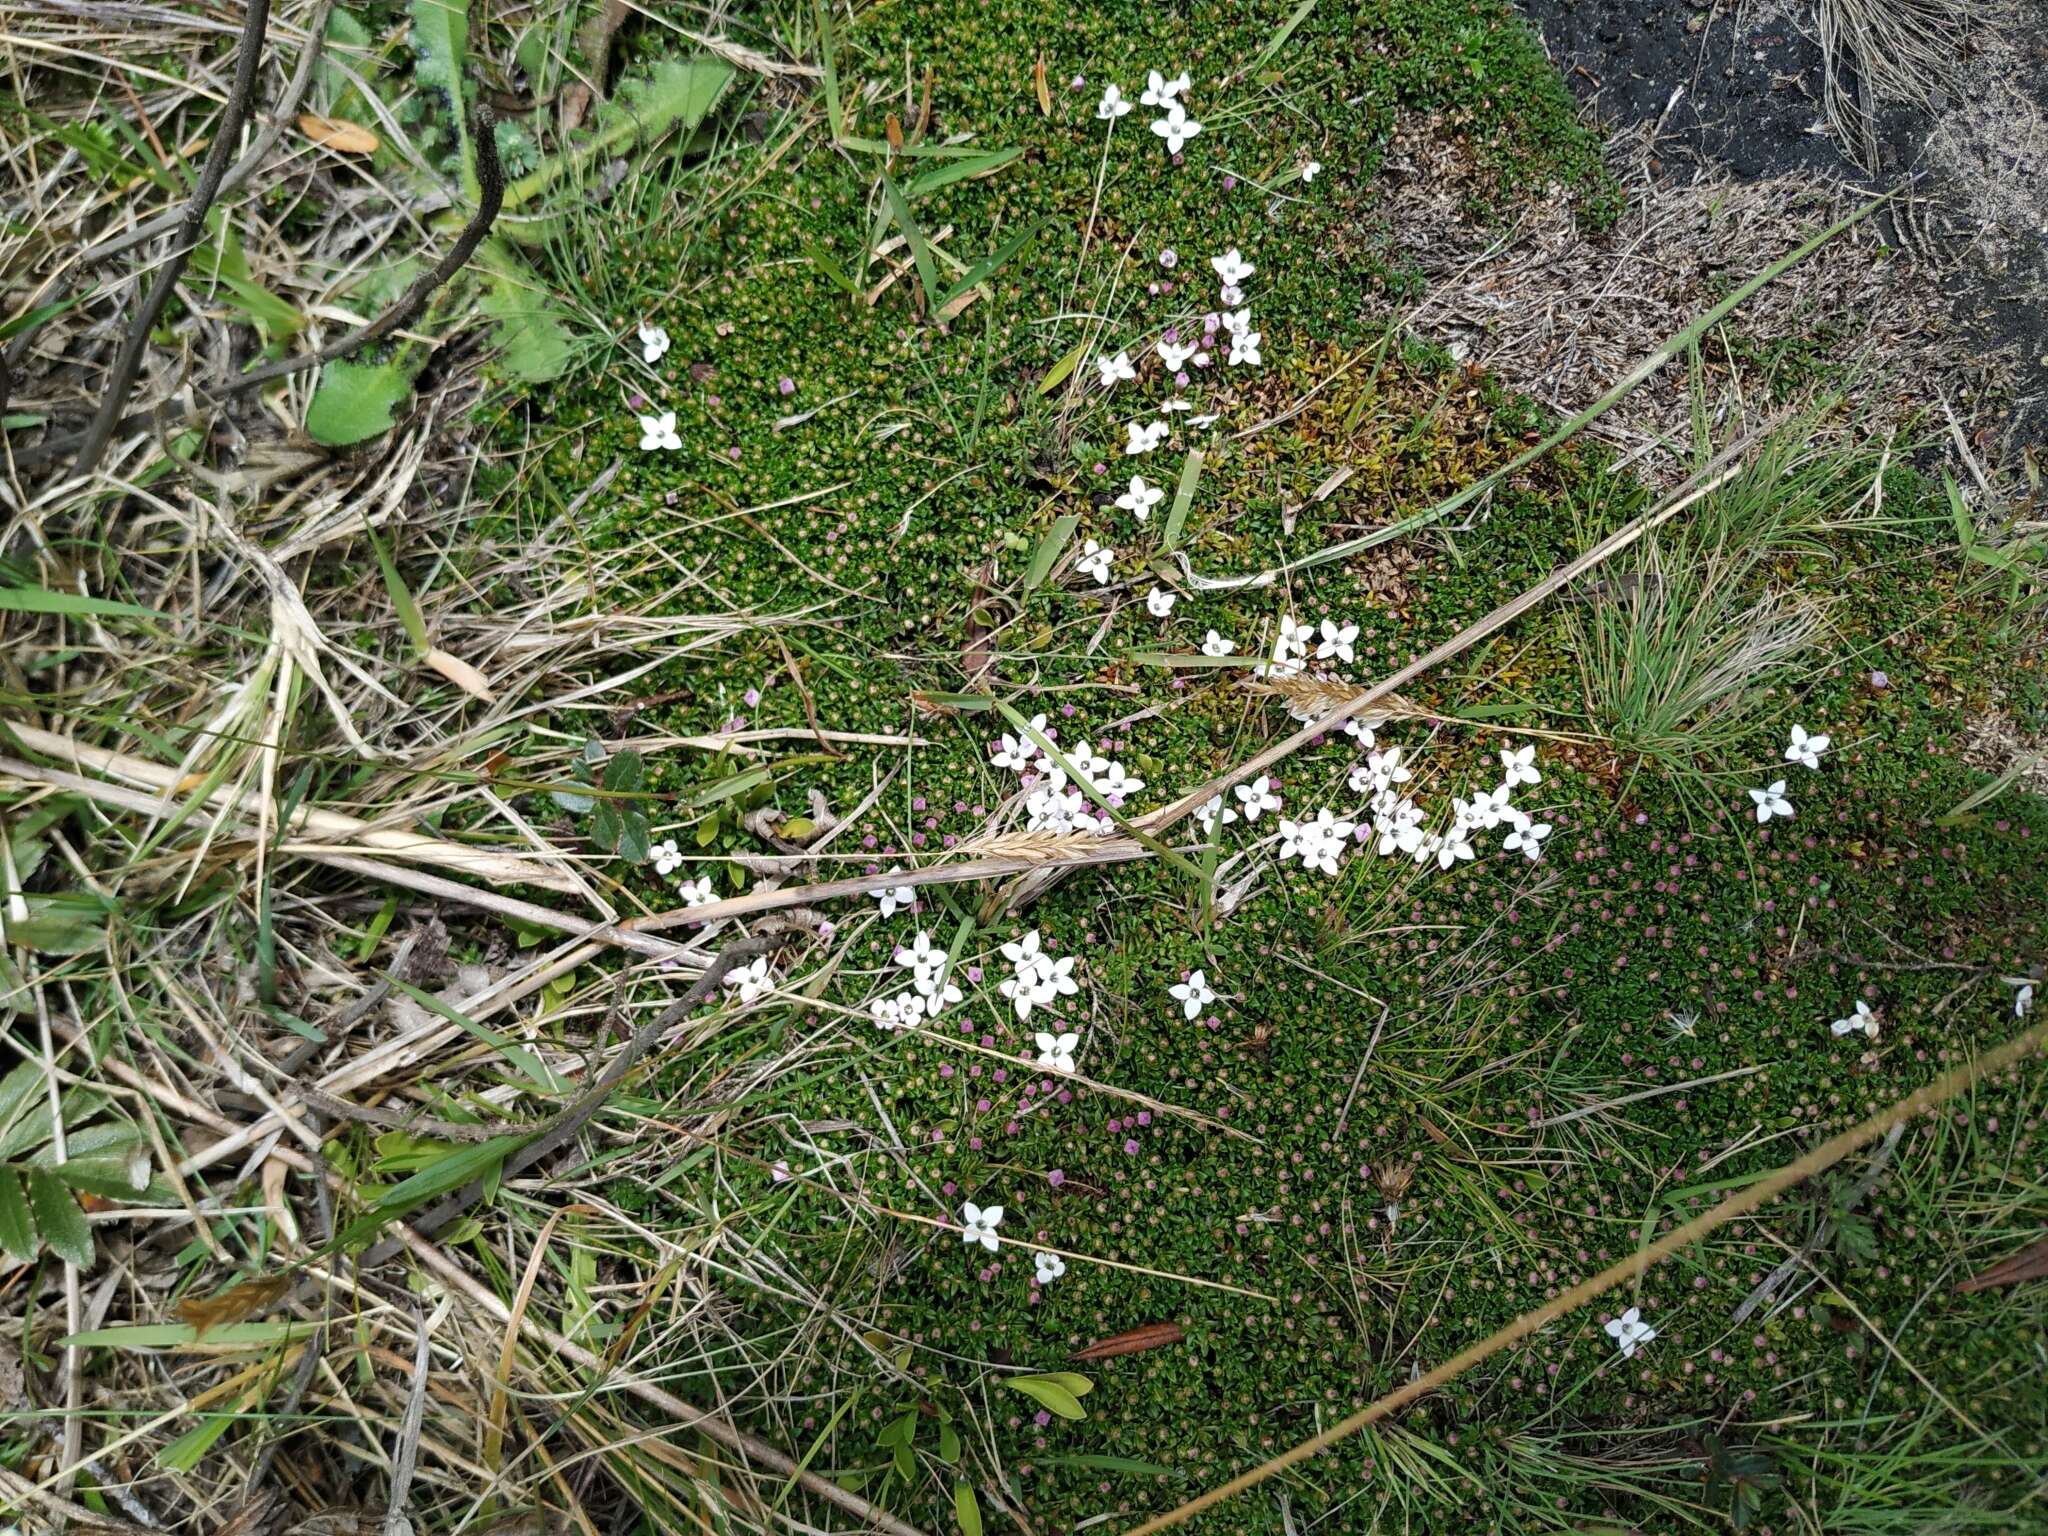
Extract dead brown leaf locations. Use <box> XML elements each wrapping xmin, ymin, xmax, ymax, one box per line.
<box><xmin>1073</xmin><ymin>1321</ymin><xmax>1183</xmax><ymax>1361</ymax></box>
<box><xmin>297</xmin><ymin>114</ymin><xmax>379</xmax><ymax>155</ymax></box>
<box><xmin>1958</xmin><ymin>1235</ymin><xmax>2048</xmax><ymax>1293</ymax></box>
<box><xmin>177</xmin><ymin>1273</ymin><xmax>294</xmax><ymax>1337</ymax></box>
<box><xmin>1033</xmin><ymin>52</ymin><xmax>1051</xmax><ymax>116</ymax></box>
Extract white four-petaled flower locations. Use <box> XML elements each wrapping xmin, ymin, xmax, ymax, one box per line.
<box><xmin>1096</xmin><ymin>83</ymin><xmax>1133</xmax><ymax>120</ymax></box>
<box><xmin>1235</xmin><ymin>774</ymin><xmax>1281</xmax><ymax>821</ymax></box>
<box><xmin>1194</xmin><ymin>793</ymin><xmax>1238</xmax><ymax>836</ymax></box>
<box><xmin>1315</xmin><ymin>618</ymin><xmax>1359</xmax><ymax>664</ymax></box>
<box><xmin>1785</xmin><ymin>724</ymin><xmax>1830</xmax><ymax>770</ymax></box>
<box><xmin>1750</xmin><ymin>780</ymin><xmax>1794</xmax><ymax>823</ymax></box>
<box><xmin>1168</xmin><ymin>969</ymin><xmax>1216</xmax><ymax>1020</ymax></box>
<box><xmin>1503</xmin><ymin>815</ymin><xmax>1552</xmax><ymax>861</ymax></box>
<box><xmin>1116</xmin><ymin>474</ymin><xmax>1164</xmax><ymax>520</ymax></box>
<box><xmin>1140</xmin><ymin>69</ymin><xmax>1191</xmax><ymax>107</ymax></box>
<box><xmin>678</xmin><ymin>875</ymin><xmax>717</xmax><ymax>906</ymax></box>
<box><xmin>1201</xmin><ymin>629</ymin><xmax>1235</xmax><ymax>657</ymax></box>
<box><xmin>652</xmin><ymin>838</ymin><xmax>684</xmax><ymax>876</ymax></box>
<box><xmin>1605</xmin><ymin>1307</ymin><xmax>1655</xmax><ymax>1360</ymax></box>
<box><xmin>723</xmin><ymin>956</ymin><xmax>774</xmax><ymax>1004</ymax></box>
<box><xmin>1150</xmin><ymin>103</ymin><xmax>1202</xmax><ymax>154</ymax></box>
<box><xmin>637</xmin><ymin>324</ymin><xmax>670</xmax><ymax>364</ymax></box>
<box><xmin>961</xmin><ymin>1201</ymin><xmax>1004</xmax><ymax>1252</ymax></box>
<box><xmin>1124</xmin><ymin>419</ymin><xmax>1170</xmax><ymax>455</ymax></box>
<box><xmin>1145</xmin><ymin>586</ymin><xmax>1176</xmax><ymax>618</ymax></box>
<box><xmin>873</xmin><ymin>872</ymin><xmax>916</xmax><ymax>917</ymax></box>
<box><xmin>1097</xmin><ymin>349</ymin><xmax>1137</xmax><ymax>389</ymax></box>
<box><xmin>1499</xmin><ymin>743</ymin><xmax>1541</xmax><ymax>788</ymax></box>
<box><xmin>1075</xmin><ymin>539</ymin><xmax>1115</xmax><ymax>584</ymax></box>
<box><xmin>1033</xmin><ymin>1249</ymin><xmax>1066</xmax><ymax>1285</ymax></box>
<box><xmin>1211</xmin><ymin>248</ymin><xmax>1255</xmax><ymax>288</ymax></box>
<box><xmin>1831</xmin><ymin>999</ymin><xmax>1878</xmax><ymax>1039</ymax></box>
<box><xmin>1035</xmin><ymin>1030</ymin><xmax>1080</xmax><ymax>1072</ymax></box>
<box><xmin>638</xmin><ymin>411</ymin><xmax>681</xmax><ymax>451</ymax></box>
<box><xmin>1157</xmin><ymin>338</ymin><xmax>1198</xmax><ymax>373</ymax></box>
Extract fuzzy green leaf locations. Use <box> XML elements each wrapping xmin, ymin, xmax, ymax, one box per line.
<box><xmin>0</xmin><ymin>1171</ymin><xmax>33</xmax><ymax>1262</ymax></box>
<box><xmin>305</xmin><ymin>360</ymin><xmax>417</xmax><ymax>446</ymax></box>
<box><xmin>28</xmin><ymin>1167</ymin><xmax>92</xmax><ymax>1269</ymax></box>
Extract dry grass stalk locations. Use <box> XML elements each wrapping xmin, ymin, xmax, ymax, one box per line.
<box><xmin>1</xmin><ymin>722</ymin><xmax>580</xmax><ymax>892</ymax></box>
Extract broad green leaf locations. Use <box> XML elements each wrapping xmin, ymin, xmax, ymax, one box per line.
<box><xmin>27</xmin><ymin>1167</ymin><xmax>92</xmax><ymax>1269</ymax></box>
<box><xmin>158</xmin><ymin>1411</ymin><xmax>237</xmax><ymax>1470</ymax></box>
<box><xmin>1160</xmin><ymin>448</ymin><xmax>1203</xmax><ymax>553</ymax></box>
<box><xmin>1021</xmin><ymin>514</ymin><xmax>1079</xmax><ymax>593</ymax></box>
<box><xmin>938</xmin><ymin>1421</ymin><xmax>961</xmax><ymax>1465</ymax></box>
<box><xmin>0</xmin><ymin>1171</ymin><xmax>32</xmax><ymax>1262</ymax></box>
<box><xmin>954</xmin><ymin>1481</ymin><xmax>983</xmax><ymax>1536</ymax></box>
<box><xmin>480</xmin><ymin>271</ymin><xmax>575</xmax><ymax>381</ymax></box>
<box><xmin>305</xmin><ymin>359</ymin><xmax>417</xmax><ymax>445</ymax></box>
<box><xmin>1004</xmin><ymin>1374</ymin><xmax>1086</xmax><ymax>1420</ymax></box>
<box><xmin>1036</xmin><ymin>338</ymin><xmax>1086</xmax><ymax>397</ymax></box>
<box><xmin>1032</xmin><ymin>1371</ymin><xmax>1094</xmax><ymax>1397</ymax></box>
<box><xmin>409</xmin><ymin>0</ymin><xmax>474</xmax><ymax>195</ymax></box>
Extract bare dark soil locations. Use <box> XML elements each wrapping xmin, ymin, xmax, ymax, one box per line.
<box><xmin>1518</xmin><ymin>0</ymin><xmax>2048</xmax><ymax>457</ymax></box>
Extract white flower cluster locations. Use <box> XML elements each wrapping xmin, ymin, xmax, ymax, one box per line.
<box><xmin>1097</xmin><ymin>69</ymin><xmax>1202</xmax><ymax>156</ymax></box>
<box><xmin>879</xmin><ymin>930</ymin><xmax>961</xmax><ymax>1023</ymax></box>
<box><xmin>1239</xmin><ymin>739</ymin><xmax>1554</xmax><ymax>883</ymax></box>
<box><xmin>1751</xmin><ymin>723</ymin><xmax>1830</xmax><ymax>824</ymax></box>
<box><xmin>998</xmin><ymin>929</ymin><xmax>1079</xmax><ymax>1020</ymax></box>
<box><xmin>988</xmin><ymin>715</ymin><xmax>1144</xmax><ymax>834</ymax></box>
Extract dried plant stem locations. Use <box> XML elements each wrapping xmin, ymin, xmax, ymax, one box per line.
<box><xmin>1123</xmin><ymin>1015</ymin><xmax>2048</xmax><ymax>1536</ymax></box>
<box><xmin>351</xmin><ymin>935</ymin><xmax>785</xmax><ymax>1268</ymax></box>
<box><xmin>73</xmin><ymin>0</ymin><xmax>338</xmax><ymax>271</ymax></box>
<box><xmin>1</xmin><ymin>722</ymin><xmax>578</xmax><ymax>891</ymax></box>
<box><xmin>399</xmin><ymin>1227</ymin><xmax>935</xmax><ymax>1536</ymax></box>
<box><xmin>70</xmin><ymin>0</ymin><xmax>274</xmax><ymax>479</ymax></box>
<box><xmin>220</xmin><ymin>107</ymin><xmax>505</xmax><ymax>396</ymax></box>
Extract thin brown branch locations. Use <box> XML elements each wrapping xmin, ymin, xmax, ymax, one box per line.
<box><xmin>218</xmin><ymin>106</ymin><xmax>505</xmax><ymax>397</ymax></box>
<box><xmin>1123</xmin><ymin>1015</ymin><xmax>2048</xmax><ymax>1536</ymax></box>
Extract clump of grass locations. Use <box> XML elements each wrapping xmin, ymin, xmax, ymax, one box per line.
<box><xmin>1565</xmin><ymin>410</ymin><xmax>1893</xmax><ymax>796</ymax></box>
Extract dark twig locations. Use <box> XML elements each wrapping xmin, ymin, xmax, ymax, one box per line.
<box><xmin>20</xmin><ymin>106</ymin><xmax>504</xmax><ymax>475</ymax></box>
<box><xmin>219</xmin><ymin>106</ymin><xmax>504</xmax><ymax>397</ymax></box>
<box><xmin>69</xmin><ymin>0</ymin><xmax>274</xmax><ymax>481</ymax></box>
<box><xmin>351</xmin><ymin>933</ymin><xmax>785</xmax><ymax>1269</ymax></box>
<box><xmin>74</xmin><ymin>0</ymin><xmax>339</xmax><ymax>271</ymax></box>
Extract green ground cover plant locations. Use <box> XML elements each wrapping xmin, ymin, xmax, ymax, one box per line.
<box><xmin>2</xmin><ymin>1</ymin><xmax>2045</xmax><ymax>1535</ymax></box>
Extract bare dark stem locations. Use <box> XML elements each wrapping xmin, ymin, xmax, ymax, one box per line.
<box><xmin>69</xmin><ymin>0</ymin><xmax>274</xmax><ymax>480</ymax></box>
<box><xmin>19</xmin><ymin>107</ymin><xmax>505</xmax><ymax>474</ymax></box>
<box><xmin>219</xmin><ymin>107</ymin><xmax>504</xmax><ymax>397</ymax></box>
